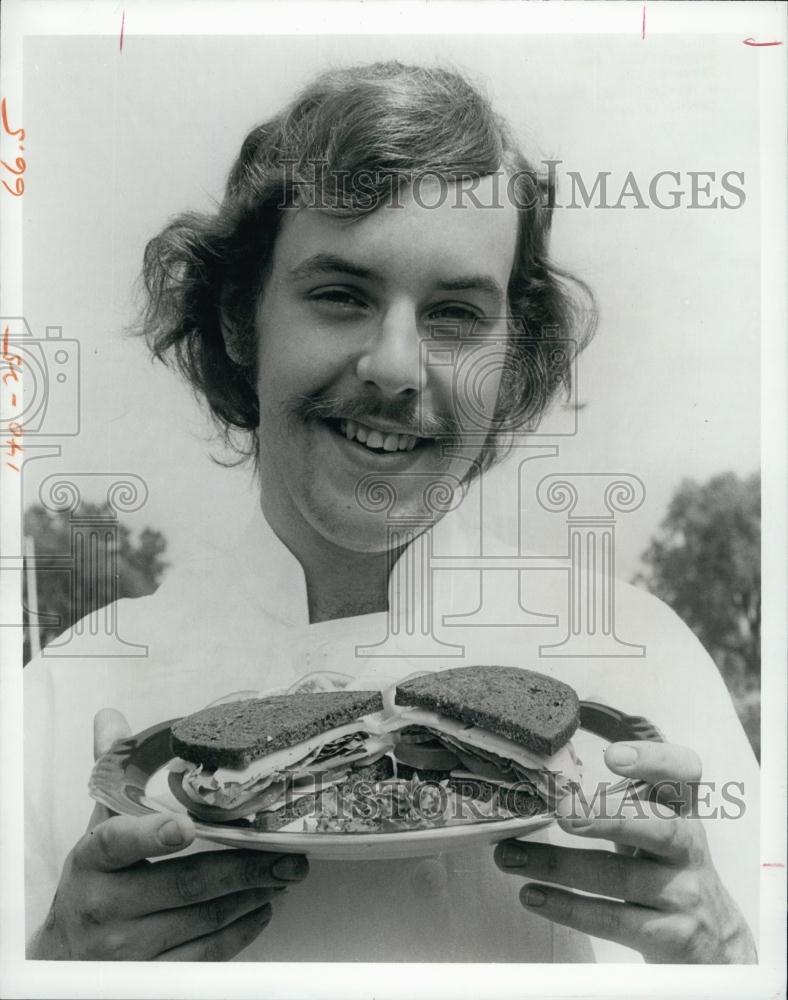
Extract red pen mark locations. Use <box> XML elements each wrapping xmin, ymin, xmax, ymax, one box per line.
<box><xmin>2</xmin><ymin>324</ymin><xmax>24</xmax><ymax>470</ymax></box>
<box><xmin>1</xmin><ymin>99</ymin><xmax>24</xmax><ymax>140</ymax></box>
<box><xmin>761</xmin><ymin>862</ymin><xmax>785</xmax><ymax>868</ymax></box>
<box><xmin>641</xmin><ymin>4</ymin><xmax>646</xmax><ymax>41</ymax></box>
<box><xmin>1</xmin><ymin>98</ymin><xmax>26</xmax><ymax>196</ymax></box>
<box><xmin>743</xmin><ymin>38</ymin><xmax>782</xmax><ymax>47</ymax></box>
<box><xmin>119</xmin><ymin>10</ymin><xmax>125</xmax><ymax>53</ymax></box>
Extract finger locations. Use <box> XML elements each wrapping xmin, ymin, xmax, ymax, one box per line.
<box><xmin>109</xmin><ymin>849</ymin><xmax>309</xmax><ymax>916</ymax></box>
<box><xmin>74</xmin><ymin>812</ymin><xmax>196</xmax><ymax>872</ymax></box>
<box><xmin>94</xmin><ymin>708</ymin><xmax>133</xmax><ymax>760</ymax></box>
<box><xmin>125</xmin><ymin>887</ymin><xmax>277</xmax><ymax>956</ymax></box>
<box><xmin>555</xmin><ymin>812</ymin><xmax>706</xmax><ymax>865</ymax></box>
<box><xmin>495</xmin><ymin>841</ymin><xmax>677</xmax><ymax>908</ymax></box>
<box><xmin>132</xmin><ymin>850</ymin><xmax>309</xmax><ymax>913</ymax></box>
<box><xmin>87</xmin><ymin>710</ymin><xmax>134</xmax><ymax>831</ymax></box>
<box><xmin>605</xmin><ymin>742</ymin><xmax>703</xmax><ymax>815</ymax></box>
<box><xmin>86</xmin><ymin>802</ymin><xmax>115</xmax><ymax>833</ymax></box>
<box><xmin>153</xmin><ymin>902</ymin><xmax>273</xmax><ymax>961</ymax></box>
<box><xmin>518</xmin><ymin>883</ymin><xmax>684</xmax><ymax>955</ymax></box>
<box><xmin>605</xmin><ymin>742</ymin><xmax>702</xmax><ymax>785</ymax></box>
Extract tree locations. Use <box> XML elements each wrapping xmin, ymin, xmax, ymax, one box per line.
<box><xmin>634</xmin><ymin>472</ymin><xmax>760</xmax><ymax>756</ymax></box>
<box><xmin>22</xmin><ymin>502</ymin><xmax>168</xmax><ymax>664</ymax></box>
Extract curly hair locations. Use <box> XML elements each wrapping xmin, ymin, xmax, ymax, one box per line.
<box><xmin>137</xmin><ymin>61</ymin><xmax>596</xmax><ymax>473</ymax></box>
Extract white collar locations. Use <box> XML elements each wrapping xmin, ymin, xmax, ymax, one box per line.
<box><xmin>229</xmin><ymin>482</ymin><xmax>483</xmax><ymax>627</ymax></box>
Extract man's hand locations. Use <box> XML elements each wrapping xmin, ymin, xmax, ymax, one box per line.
<box><xmin>29</xmin><ymin>708</ymin><xmax>309</xmax><ymax>961</ymax></box>
<box><xmin>494</xmin><ymin>741</ymin><xmax>757</xmax><ymax>964</ymax></box>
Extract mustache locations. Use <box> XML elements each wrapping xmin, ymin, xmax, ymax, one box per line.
<box><xmin>292</xmin><ymin>391</ymin><xmax>459</xmax><ymax>438</ymax></box>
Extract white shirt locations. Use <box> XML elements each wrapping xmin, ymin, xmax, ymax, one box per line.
<box><xmin>24</xmin><ymin>500</ymin><xmax>760</xmax><ymax>962</ymax></box>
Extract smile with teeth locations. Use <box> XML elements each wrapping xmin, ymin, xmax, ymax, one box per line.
<box><xmin>337</xmin><ymin>418</ymin><xmax>422</xmax><ymax>453</ymax></box>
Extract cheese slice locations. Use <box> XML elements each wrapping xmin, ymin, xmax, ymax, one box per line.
<box><xmin>383</xmin><ymin>706</ymin><xmax>582</xmax><ymax>781</ymax></box>
<box><xmin>169</xmin><ymin>713</ymin><xmax>393</xmax><ymax>784</ymax></box>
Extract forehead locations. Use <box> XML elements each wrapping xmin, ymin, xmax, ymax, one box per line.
<box><xmin>271</xmin><ymin>175</ymin><xmax>520</xmax><ymax>292</ymax></box>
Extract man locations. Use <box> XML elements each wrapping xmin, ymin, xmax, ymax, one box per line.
<box><xmin>25</xmin><ymin>62</ymin><xmax>757</xmax><ymax>962</ymax></box>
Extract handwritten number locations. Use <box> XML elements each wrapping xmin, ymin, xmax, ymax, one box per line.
<box><xmin>0</xmin><ymin>99</ymin><xmax>24</xmax><ymax>140</ymax></box>
<box><xmin>1</xmin><ymin>177</ymin><xmax>24</xmax><ymax>197</ymax></box>
<box><xmin>1</xmin><ymin>99</ymin><xmax>26</xmax><ymax>195</ymax></box>
<box><xmin>0</xmin><ymin>157</ymin><xmax>25</xmax><ymax>175</ymax></box>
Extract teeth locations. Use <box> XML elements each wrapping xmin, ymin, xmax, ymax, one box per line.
<box><xmin>335</xmin><ymin>419</ymin><xmax>422</xmax><ymax>453</ymax></box>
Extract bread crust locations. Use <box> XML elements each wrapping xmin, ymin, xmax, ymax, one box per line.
<box><xmin>170</xmin><ymin>690</ymin><xmax>384</xmax><ymax>769</ymax></box>
<box><xmin>395</xmin><ymin>665</ymin><xmax>579</xmax><ymax>756</ymax></box>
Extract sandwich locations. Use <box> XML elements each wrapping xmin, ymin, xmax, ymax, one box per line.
<box><xmin>390</xmin><ymin>665</ymin><xmax>582</xmax><ymax>815</ymax></box>
<box><xmin>167</xmin><ymin>666</ymin><xmax>583</xmax><ymax>832</ymax></box>
<box><xmin>168</xmin><ymin>690</ymin><xmax>391</xmax><ymax>828</ymax></box>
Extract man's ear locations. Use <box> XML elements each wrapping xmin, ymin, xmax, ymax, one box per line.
<box><xmin>219</xmin><ymin>309</ymin><xmax>255</xmax><ymax>368</ymax></box>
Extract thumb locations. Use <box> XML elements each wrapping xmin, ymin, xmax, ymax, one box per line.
<box><xmin>94</xmin><ymin>707</ymin><xmax>132</xmax><ymax>760</ymax></box>
<box><xmin>77</xmin><ymin>812</ymin><xmax>196</xmax><ymax>872</ymax></box>
<box><xmin>87</xmin><ymin>708</ymin><xmax>134</xmax><ymax>831</ymax></box>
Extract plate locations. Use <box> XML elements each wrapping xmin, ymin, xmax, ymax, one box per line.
<box><xmin>89</xmin><ymin>699</ymin><xmax>663</xmax><ymax>860</ymax></box>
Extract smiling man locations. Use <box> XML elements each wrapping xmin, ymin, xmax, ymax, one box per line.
<box><xmin>25</xmin><ymin>61</ymin><xmax>758</xmax><ymax>964</ymax></box>
<box><xmin>240</xmin><ymin>173</ymin><xmax>517</xmax><ymax>619</ymax></box>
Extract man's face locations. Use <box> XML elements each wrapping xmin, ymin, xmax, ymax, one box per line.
<box><xmin>253</xmin><ymin>175</ymin><xmax>519</xmax><ymax>553</ymax></box>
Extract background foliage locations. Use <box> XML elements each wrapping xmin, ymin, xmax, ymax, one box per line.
<box><xmin>634</xmin><ymin>472</ymin><xmax>761</xmax><ymax>758</ymax></box>
<box><xmin>22</xmin><ymin>503</ymin><xmax>168</xmax><ymax>664</ymax></box>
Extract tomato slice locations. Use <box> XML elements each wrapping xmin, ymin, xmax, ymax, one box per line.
<box><xmin>393</xmin><ymin>740</ymin><xmax>460</xmax><ymax>771</ymax></box>
<box><xmin>395</xmin><ymin>726</ymin><xmax>435</xmax><ymax>745</ymax></box>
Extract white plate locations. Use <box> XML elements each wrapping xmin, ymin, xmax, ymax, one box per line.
<box><xmin>89</xmin><ymin>697</ymin><xmax>661</xmax><ymax>860</ymax></box>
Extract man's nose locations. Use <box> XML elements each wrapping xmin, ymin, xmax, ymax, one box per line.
<box><xmin>355</xmin><ymin>302</ymin><xmax>423</xmax><ymax>397</ymax></box>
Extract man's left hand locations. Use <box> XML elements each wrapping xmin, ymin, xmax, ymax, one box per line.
<box><xmin>494</xmin><ymin>741</ymin><xmax>757</xmax><ymax>963</ymax></box>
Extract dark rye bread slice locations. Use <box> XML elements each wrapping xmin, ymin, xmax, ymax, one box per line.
<box><xmin>395</xmin><ymin>665</ymin><xmax>579</xmax><ymax>757</ymax></box>
<box><xmin>170</xmin><ymin>690</ymin><xmax>384</xmax><ymax>770</ymax></box>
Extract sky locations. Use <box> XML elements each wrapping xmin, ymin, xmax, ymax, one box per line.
<box><xmin>20</xmin><ymin>32</ymin><xmax>760</xmax><ymax>583</ymax></box>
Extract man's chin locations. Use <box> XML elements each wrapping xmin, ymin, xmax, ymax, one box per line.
<box><xmin>306</xmin><ymin>507</ymin><xmax>434</xmax><ymax>556</ymax></box>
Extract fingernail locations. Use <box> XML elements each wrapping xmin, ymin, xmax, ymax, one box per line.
<box><xmin>272</xmin><ymin>855</ymin><xmax>309</xmax><ymax>881</ymax></box>
<box><xmin>608</xmin><ymin>744</ymin><xmax>638</xmax><ymax>767</ymax></box>
<box><xmin>501</xmin><ymin>844</ymin><xmax>528</xmax><ymax>868</ymax></box>
<box><xmin>158</xmin><ymin>818</ymin><xmax>186</xmax><ymax>846</ymax></box>
<box><xmin>523</xmin><ymin>885</ymin><xmax>546</xmax><ymax>908</ymax></box>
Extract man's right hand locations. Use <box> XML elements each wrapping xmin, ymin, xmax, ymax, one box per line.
<box><xmin>29</xmin><ymin>709</ymin><xmax>309</xmax><ymax>960</ymax></box>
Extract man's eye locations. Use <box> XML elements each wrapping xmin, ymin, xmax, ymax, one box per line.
<box><xmin>426</xmin><ymin>304</ymin><xmax>483</xmax><ymax>332</ymax></box>
<box><xmin>310</xmin><ymin>289</ymin><xmax>367</xmax><ymax>310</ymax></box>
